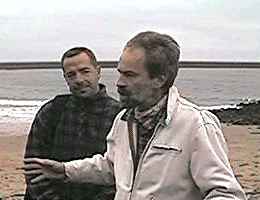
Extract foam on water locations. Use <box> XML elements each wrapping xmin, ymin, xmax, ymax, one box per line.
<box><xmin>0</xmin><ymin>99</ymin><xmax>46</xmax><ymax>107</ymax></box>
<box><xmin>201</xmin><ymin>104</ymin><xmax>241</xmax><ymax>110</ymax></box>
<box><xmin>0</xmin><ymin>99</ymin><xmax>46</xmax><ymax>123</ymax></box>
<box><xmin>0</xmin><ymin>98</ymin><xmax>251</xmax><ymax>123</ymax></box>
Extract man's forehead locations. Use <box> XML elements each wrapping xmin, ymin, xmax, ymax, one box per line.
<box><xmin>63</xmin><ymin>59</ymin><xmax>96</xmax><ymax>72</ymax></box>
<box><xmin>64</xmin><ymin>52</ymin><xmax>92</xmax><ymax>64</ymax></box>
<box><xmin>64</xmin><ymin>52</ymin><xmax>91</xmax><ymax>63</ymax></box>
<box><xmin>64</xmin><ymin>65</ymin><xmax>96</xmax><ymax>74</ymax></box>
<box><xmin>124</xmin><ymin>47</ymin><xmax>145</xmax><ymax>58</ymax></box>
<box><xmin>119</xmin><ymin>47</ymin><xmax>145</xmax><ymax>65</ymax></box>
<box><xmin>117</xmin><ymin>47</ymin><xmax>149</xmax><ymax>75</ymax></box>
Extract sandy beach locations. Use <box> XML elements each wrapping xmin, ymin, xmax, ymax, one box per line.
<box><xmin>0</xmin><ymin>122</ymin><xmax>259</xmax><ymax>200</ymax></box>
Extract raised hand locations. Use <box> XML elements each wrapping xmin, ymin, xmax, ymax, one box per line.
<box><xmin>23</xmin><ymin>158</ymin><xmax>66</xmax><ymax>184</ymax></box>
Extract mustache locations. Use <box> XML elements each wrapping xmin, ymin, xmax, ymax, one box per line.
<box><xmin>71</xmin><ymin>84</ymin><xmax>91</xmax><ymax>90</ymax></box>
<box><xmin>72</xmin><ymin>86</ymin><xmax>85</xmax><ymax>91</ymax></box>
<box><xmin>117</xmin><ymin>88</ymin><xmax>129</xmax><ymax>96</ymax></box>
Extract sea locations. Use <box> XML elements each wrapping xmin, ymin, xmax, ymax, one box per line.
<box><xmin>0</xmin><ymin>68</ymin><xmax>260</xmax><ymax>123</ymax></box>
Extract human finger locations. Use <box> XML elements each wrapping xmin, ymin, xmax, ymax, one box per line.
<box><xmin>23</xmin><ymin>169</ymin><xmax>43</xmax><ymax>176</ymax></box>
<box><xmin>24</xmin><ymin>158</ymin><xmax>46</xmax><ymax>165</ymax></box>
<box><xmin>30</xmin><ymin>174</ymin><xmax>47</xmax><ymax>184</ymax></box>
<box><xmin>22</xmin><ymin>163</ymin><xmax>42</xmax><ymax>170</ymax></box>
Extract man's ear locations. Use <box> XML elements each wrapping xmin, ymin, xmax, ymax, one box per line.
<box><xmin>96</xmin><ymin>65</ymin><xmax>101</xmax><ymax>78</ymax></box>
<box><xmin>63</xmin><ymin>72</ymin><xmax>68</xmax><ymax>81</ymax></box>
<box><xmin>152</xmin><ymin>75</ymin><xmax>166</xmax><ymax>89</ymax></box>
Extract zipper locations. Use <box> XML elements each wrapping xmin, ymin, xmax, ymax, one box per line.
<box><xmin>129</xmin><ymin>122</ymin><xmax>164</xmax><ymax>199</ymax></box>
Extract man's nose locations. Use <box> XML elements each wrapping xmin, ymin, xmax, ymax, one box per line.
<box><xmin>116</xmin><ymin>75</ymin><xmax>127</xmax><ymax>88</ymax></box>
<box><xmin>74</xmin><ymin>73</ymin><xmax>84</xmax><ymax>84</ymax></box>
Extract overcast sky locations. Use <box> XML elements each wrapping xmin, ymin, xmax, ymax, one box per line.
<box><xmin>1</xmin><ymin>0</ymin><xmax>259</xmax><ymax>61</ymax></box>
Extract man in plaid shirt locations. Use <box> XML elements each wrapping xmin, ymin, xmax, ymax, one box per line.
<box><xmin>24</xmin><ymin>47</ymin><xmax>121</xmax><ymax>200</ymax></box>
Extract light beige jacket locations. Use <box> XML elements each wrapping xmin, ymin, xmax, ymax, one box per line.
<box><xmin>65</xmin><ymin>86</ymin><xmax>246</xmax><ymax>200</ymax></box>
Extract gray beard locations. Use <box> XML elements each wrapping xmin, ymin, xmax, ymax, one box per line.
<box><xmin>119</xmin><ymin>96</ymin><xmax>139</xmax><ymax>109</ymax></box>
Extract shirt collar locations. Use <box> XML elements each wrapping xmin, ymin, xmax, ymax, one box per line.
<box><xmin>121</xmin><ymin>95</ymin><xmax>167</xmax><ymax>129</ymax></box>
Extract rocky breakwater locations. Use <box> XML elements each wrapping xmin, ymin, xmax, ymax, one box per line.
<box><xmin>211</xmin><ymin>100</ymin><xmax>260</xmax><ymax>125</ymax></box>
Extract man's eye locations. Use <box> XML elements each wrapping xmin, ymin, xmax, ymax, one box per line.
<box><xmin>125</xmin><ymin>72</ymin><xmax>136</xmax><ymax>77</ymax></box>
<box><xmin>66</xmin><ymin>73</ymin><xmax>75</xmax><ymax>78</ymax></box>
<box><xmin>126</xmin><ymin>73</ymin><xmax>136</xmax><ymax>77</ymax></box>
<box><xmin>82</xmin><ymin>70</ymin><xmax>90</xmax><ymax>74</ymax></box>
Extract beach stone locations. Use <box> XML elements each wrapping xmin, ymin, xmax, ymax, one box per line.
<box><xmin>239</xmin><ymin>163</ymin><xmax>249</xmax><ymax>167</ymax></box>
<box><xmin>250</xmin><ymin>132</ymin><xmax>260</xmax><ymax>135</ymax></box>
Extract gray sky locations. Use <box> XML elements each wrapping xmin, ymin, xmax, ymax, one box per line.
<box><xmin>1</xmin><ymin>0</ymin><xmax>259</xmax><ymax>61</ymax></box>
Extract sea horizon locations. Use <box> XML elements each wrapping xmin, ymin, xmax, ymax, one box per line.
<box><xmin>0</xmin><ymin>60</ymin><xmax>260</xmax><ymax>70</ymax></box>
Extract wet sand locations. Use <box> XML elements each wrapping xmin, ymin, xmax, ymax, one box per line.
<box><xmin>0</xmin><ymin>122</ymin><xmax>30</xmax><ymax>200</ymax></box>
<box><xmin>0</xmin><ymin>122</ymin><xmax>259</xmax><ymax>199</ymax></box>
<box><xmin>223</xmin><ymin>125</ymin><xmax>260</xmax><ymax>199</ymax></box>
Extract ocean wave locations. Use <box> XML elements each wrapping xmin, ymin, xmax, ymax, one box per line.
<box><xmin>0</xmin><ymin>99</ymin><xmax>47</xmax><ymax>107</ymax></box>
<box><xmin>0</xmin><ymin>99</ymin><xmax>46</xmax><ymax>123</ymax></box>
<box><xmin>203</xmin><ymin>98</ymin><xmax>259</xmax><ymax>110</ymax></box>
<box><xmin>0</xmin><ymin>106</ymin><xmax>40</xmax><ymax>123</ymax></box>
<box><xmin>201</xmin><ymin>104</ymin><xmax>241</xmax><ymax>110</ymax></box>
<box><xmin>239</xmin><ymin>97</ymin><xmax>260</xmax><ymax>104</ymax></box>
<box><xmin>0</xmin><ymin>98</ymin><xmax>258</xmax><ymax>123</ymax></box>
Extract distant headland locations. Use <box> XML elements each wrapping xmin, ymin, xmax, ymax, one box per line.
<box><xmin>0</xmin><ymin>61</ymin><xmax>260</xmax><ymax>70</ymax></box>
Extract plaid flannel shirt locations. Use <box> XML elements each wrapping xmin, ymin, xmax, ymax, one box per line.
<box><xmin>24</xmin><ymin>84</ymin><xmax>121</xmax><ymax>200</ymax></box>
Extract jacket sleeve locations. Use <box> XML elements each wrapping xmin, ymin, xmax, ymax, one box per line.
<box><xmin>24</xmin><ymin>100</ymin><xmax>61</xmax><ymax>200</ymax></box>
<box><xmin>190</xmin><ymin>121</ymin><xmax>247</xmax><ymax>200</ymax></box>
<box><xmin>64</xmin><ymin>111</ymin><xmax>122</xmax><ymax>185</ymax></box>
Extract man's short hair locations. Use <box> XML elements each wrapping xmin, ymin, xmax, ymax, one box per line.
<box><xmin>61</xmin><ymin>47</ymin><xmax>98</xmax><ymax>70</ymax></box>
<box><xmin>125</xmin><ymin>31</ymin><xmax>180</xmax><ymax>93</ymax></box>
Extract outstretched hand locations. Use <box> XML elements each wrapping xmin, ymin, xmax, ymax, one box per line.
<box><xmin>23</xmin><ymin>158</ymin><xmax>66</xmax><ymax>184</ymax></box>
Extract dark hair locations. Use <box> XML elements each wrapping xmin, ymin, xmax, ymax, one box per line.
<box><xmin>125</xmin><ymin>31</ymin><xmax>180</xmax><ymax>93</ymax></box>
<box><xmin>61</xmin><ymin>47</ymin><xmax>98</xmax><ymax>70</ymax></box>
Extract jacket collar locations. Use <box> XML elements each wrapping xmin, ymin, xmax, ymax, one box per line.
<box><xmin>165</xmin><ymin>85</ymin><xmax>179</xmax><ymax>125</ymax></box>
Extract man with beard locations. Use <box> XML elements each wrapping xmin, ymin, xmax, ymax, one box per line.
<box><xmin>24</xmin><ymin>32</ymin><xmax>246</xmax><ymax>200</ymax></box>
<box><xmin>24</xmin><ymin>47</ymin><xmax>121</xmax><ymax>200</ymax></box>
